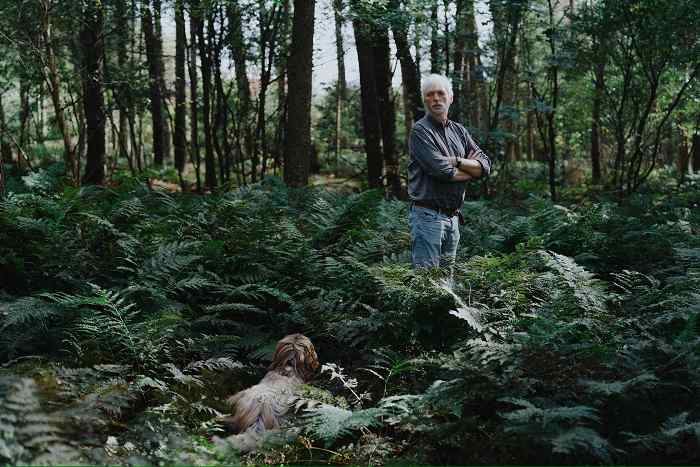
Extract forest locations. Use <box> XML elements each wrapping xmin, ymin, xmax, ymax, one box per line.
<box><xmin>0</xmin><ymin>0</ymin><xmax>699</xmax><ymax>464</ymax></box>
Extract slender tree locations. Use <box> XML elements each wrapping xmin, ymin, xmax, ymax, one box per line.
<box><xmin>81</xmin><ymin>0</ymin><xmax>106</xmax><ymax>185</ymax></box>
<box><xmin>333</xmin><ymin>0</ymin><xmax>347</xmax><ymax>166</ymax></box>
<box><xmin>430</xmin><ymin>1</ymin><xmax>440</xmax><ymax>73</ymax></box>
<box><xmin>227</xmin><ymin>0</ymin><xmax>251</xmax><ymax>183</ymax></box>
<box><xmin>142</xmin><ymin>2</ymin><xmax>165</xmax><ymax>166</ymax></box>
<box><xmin>352</xmin><ymin>12</ymin><xmax>383</xmax><ymax>189</ymax></box>
<box><xmin>174</xmin><ymin>0</ymin><xmax>187</xmax><ymax>185</ymax></box>
<box><xmin>194</xmin><ymin>4</ymin><xmax>217</xmax><ymax>189</ymax></box>
<box><xmin>390</xmin><ymin>0</ymin><xmax>423</xmax><ymax>123</ymax></box>
<box><xmin>189</xmin><ymin>0</ymin><xmax>202</xmax><ymax>192</ymax></box>
<box><xmin>114</xmin><ymin>0</ymin><xmax>131</xmax><ymax>167</ymax></box>
<box><xmin>0</xmin><ymin>93</ymin><xmax>12</xmax><ymax>165</ymax></box>
<box><xmin>153</xmin><ymin>0</ymin><xmax>172</xmax><ymax>162</ymax></box>
<box><xmin>373</xmin><ymin>27</ymin><xmax>400</xmax><ymax>197</ymax></box>
<box><xmin>38</xmin><ymin>0</ymin><xmax>76</xmax><ymax>181</ymax></box>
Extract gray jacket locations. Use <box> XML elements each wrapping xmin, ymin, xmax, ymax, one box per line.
<box><xmin>408</xmin><ymin>114</ymin><xmax>491</xmax><ymax>210</ymax></box>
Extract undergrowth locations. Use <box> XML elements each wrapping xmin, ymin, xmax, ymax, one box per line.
<box><xmin>0</xmin><ymin>166</ymin><xmax>698</xmax><ymax>464</ymax></box>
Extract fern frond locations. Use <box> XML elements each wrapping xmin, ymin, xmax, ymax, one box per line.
<box><xmin>580</xmin><ymin>373</ymin><xmax>659</xmax><ymax>397</ymax></box>
<box><xmin>551</xmin><ymin>426</ymin><xmax>612</xmax><ymax>463</ymax></box>
<box><xmin>0</xmin><ymin>377</ymin><xmax>79</xmax><ymax>465</ymax></box>
<box><xmin>184</xmin><ymin>357</ymin><xmax>244</xmax><ymax>373</ymax></box>
<box><xmin>304</xmin><ymin>404</ymin><xmax>385</xmax><ymax>446</ymax></box>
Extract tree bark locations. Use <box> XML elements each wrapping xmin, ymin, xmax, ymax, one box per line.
<box><xmin>333</xmin><ymin>0</ymin><xmax>346</xmax><ymax>166</ymax></box>
<box><xmin>18</xmin><ymin>79</ymin><xmax>30</xmax><ymax>171</ymax></box>
<box><xmin>430</xmin><ymin>1</ymin><xmax>440</xmax><ymax>73</ymax></box>
<box><xmin>283</xmin><ymin>0</ymin><xmax>315</xmax><ymax>187</ymax></box>
<box><xmin>451</xmin><ymin>0</ymin><xmax>467</xmax><ymax>122</ymax></box>
<box><xmin>195</xmin><ymin>4</ymin><xmax>217</xmax><ymax>189</ymax></box>
<box><xmin>189</xmin><ymin>0</ymin><xmax>202</xmax><ymax>192</ymax></box>
<box><xmin>142</xmin><ymin>2</ymin><xmax>165</xmax><ymax>167</ymax></box>
<box><xmin>81</xmin><ymin>0</ymin><xmax>106</xmax><ymax>185</ymax></box>
<box><xmin>227</xmin><ymin>1</ymin><xmax>252</xmax><ymax>182</ymax></box>
<box><xmin>0</xmin><ymin>94</ymin><xmax>12</xmax><ymax>164</ymax></box>
<box><xmin>39</xmin><ymin>0</ymin><xmax>76</xmax><ymax>181</ymax></box>
<box><xmin>464</xmin><ymin>1</ymin><xmax>485</xmax><ymax>131</ymax></box>
<box><xmin>442</xmin><ymin>0</ymin><xmax>450</xmax><ymax>75</ymax></box>
<box><xmin>153</xmin><ymin>0</ymin><xmax>172</xmax><ymax>163</ymax></box>
<box><xmin>692</xmin><ymin>133</ymin><xmax>700</xmax><ymax>173</ymax></box>
<box><xmin>274</xmin><ymin>0</ymin><xmax>291</xmax><ymax>176</ymax></box>
<box><xmin>373</xmin><ymin>27</ymin><xmax>400</xmax><ymax>198</ymax></box>
<box><xmin>114</xmin><ymin>0</ymin><xmax>131</xmax><ymax>166</ymax></box>
<box><xmin>353</xmin><ymin>18</ymin><xmax>383</xmax><ymax>189</ymax></box>
<box><xmin>174</xmin><ymin>0</ymin><xmax>187</xmax><ymax>183</ymax></box>
<box><xmin>590</xmin><ymin>60</ymin><xmax>604</xmax><ymax>184</ymax></box>
<box><xmin>390</xmin><ymin>0</ymin><xmax>423</xmax><ymax>123</ymax></box>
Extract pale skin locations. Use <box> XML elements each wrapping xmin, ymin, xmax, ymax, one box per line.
<box><xmin>423</xmin><ymin>84</ymin><xmax>483</xmax><ymax>181</ymax></box>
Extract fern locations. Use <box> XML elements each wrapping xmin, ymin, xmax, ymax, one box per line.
<box><xmin>499</xmin><ymin>398</ymin><xmax>611</xmax><ymax>462</ymax></box>
<box><xmin>624</xmin><ymin>412</ymin><xmax>700</xmax><ymax>462</ymax></box>
<box><xmin>551</xmin><ymin>426</ymin><xmax>613</xmax><ymax>463</ymax></box>
<box><xmin>304</xmin><ymin>404</ymin><xmax>385</xmax><ymax>446</ymax></box>
<box><xmin>0</xmin><ymin>377</ymin><xmax>80</xmax><ymax>465</ymax></box>
<box><xmin>540</xmin><ymin>251</ymin><xmax>608</xmax><ymax>314</ymax></box>
<box><xmin>580</xmin><ymin>373</ymin><xmax>659</xmax><ymax>397</ymax></box>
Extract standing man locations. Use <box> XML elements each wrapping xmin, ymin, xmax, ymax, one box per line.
<box><xmin>408</xmin><ymin>74</ymin><xmax>491</xmax><ymax>270</ymax></box>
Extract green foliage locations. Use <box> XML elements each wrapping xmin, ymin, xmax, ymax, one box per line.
<box><xmin>0</xmin><ymin>376</ymin><xmax>80</xmax><ymax>465</ymax></box>
<box><xmin>0</xmin><ymin>176</ymin><xmax>699</xmax><ymax>464</ymax></box>
<box><xmin>304</xmin><ymin>404</ymin><xmax>385</xmax><ymax>447</ymax></box>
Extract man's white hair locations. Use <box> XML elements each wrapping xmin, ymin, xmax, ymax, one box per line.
<box><xmin>421</xmin><ymin>74</ymin><xmax>453</xmax><ymax>98</ymax></box>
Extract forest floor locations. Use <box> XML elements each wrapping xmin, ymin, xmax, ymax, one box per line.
<box><xmin>1</xmin><ymin>163</ymin><xmax>699</xmax><ymax>465</ymax></box>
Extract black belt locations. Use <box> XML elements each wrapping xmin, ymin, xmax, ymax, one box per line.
<box><xmin>413</xmin><ymin>200</ymin><xmax>464</xmax><ymax>224</ymax></box>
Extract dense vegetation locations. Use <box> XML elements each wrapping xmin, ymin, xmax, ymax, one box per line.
<box><xmin>1</xmin><ymin>0</ymin><xmax>699</xmax><ymax>464</ymax></box>
<box><xmin>1</xmin><ymin>164</ymin><xmax>698</xmax><ymax>464</ymax></box>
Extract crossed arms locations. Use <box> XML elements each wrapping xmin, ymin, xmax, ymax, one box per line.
<box><xmin>409</xmin><ymin>124</ymin><xmax>491</xmax><ymax>183</ymax></box>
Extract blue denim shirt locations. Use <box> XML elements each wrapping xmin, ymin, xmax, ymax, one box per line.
<box><xmin>408</xmin><ymin>114</ymin><xmax>491</xmax><ymax>210</ymax></box>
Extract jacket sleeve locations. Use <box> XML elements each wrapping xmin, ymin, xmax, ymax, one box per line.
<box><xmin>409</xmin><ymin>124</ymin><xmax>456</xmax><ymax>182</ymax></box>
<box><xmin>462</xmin><ymin>127</ymin><xmax>491</xmax><ymax>177</ymax></box>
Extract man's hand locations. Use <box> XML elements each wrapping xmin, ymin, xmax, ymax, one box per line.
<box><xmin>450</xmin><ymin>168</ymin><xmax>473</xmax><ymax>182</ymax></box>
<box><xmin>456</xmin><ymin>157</ymin><xmax>483</xmax><ymax>178</ymax></box>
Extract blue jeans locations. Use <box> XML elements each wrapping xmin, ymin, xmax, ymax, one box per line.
<box><xmin>409</xmin><ymin>204</ymin><xmax>460</xmax><ymax>270</ymax></box>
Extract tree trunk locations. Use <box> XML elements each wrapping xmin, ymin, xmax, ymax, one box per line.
<box><xmin>677</xmin><ymin>126</ymin><xmax>689</xmax><ymax>179</ymax></box>
<box><xmin>81</xmin><ymin>0</ymin><xmax>106</xmax><ymax>185</ymax></box>
<box><xmin>489</xmin><ymin>0</ymin><xmax>523</xmax><ymax>133</ymax></box>
<box><xmin>546</xmin><ymin>0</ymin><xmax>558</xmax><ymax>201</ymax></box>
<box><xmin>353</xmin><ymin>18</ymin><xmax>383</xmax><ymax>189</ymax></box>
<box><xmin>194</xmin><ymin>4</ymin><xmax>217</xmax><ymax>189</ymax></box>
<box><xmin>430</xmin><ymin>1</ymin><xmax>440</xmax><ymax>73</ymax></box>
<box><xmin>464</xmin><ymin>1</ymin><xmax>485</xmax><ymax>131</ymax></box>
<box><xmin>373</xmin><ymin>27</ymin><xmax>400</xmax><ymax>198</ymax></box>
<box><xmin>208</xmin><ymin>13</ymin><xmax>227</xmax><ymax>184</ymax></box>
<box><xmin>114</xmin><ymin>0</ymin><xmax>131</xmax><ymax>166</ymax></box>
<box><xmin>333</xmin><ymin>0</ymin><xmax>346</xmax><ymax>166</ymax></box>
<box><xmin>0</xmin><ymin>94</ymin><xmax>12</xmax><ymax>164</ymax></box>
<box><xmin>692</xmin><ymin>133</ymin><xmax>700</xmax><ymax>173</ymax></box>
<box><xmin>442</xmin><ymin>0</ymin><xmax>450</xmax><ymax>76</ymax></box>
<box><xmin>591</xmin><ymin>60</ymin><xmax>604</xmax><ymax>184</ymax></box>
<box><xmin>39</xmin><ymin>0</ymin><xmax>76</xmax><ymax>180</ymax></box>
<box><xmin>274</xmin><ymin>0</ymin><xmax>291</xmax><ymax>176</ymax></box>
<box><xmin>142</xmin><ymin>3</ymin><xmax>165</xmax><ymax>167</ymax></box>
<box><xmin>227</xmin><ymin>1</ymin><xmax>252</xmax><ymax>183</ymax></box>
<box><xmin>283</xmin><ymin>0</ymin><xmax>315</xmax><ymax>187</ymax></box>
<box><xmin>188</xmin><ymin>1</ymin><xmax>201</xmax><ymax>191</ymax></box>
<box><xmin>451</xmin><ymin>0</ymin><xmax>467</xmax><ymax>122</ymax></box>
<box><xmin>153</xmin><ymin>0</ymin><xmax>172</xmax><ymax>163</ymax></box>
<box><xmin>18</xmin><ymin>79</ymin><xmax>30</xmax><ymax>171</ymax></box>
<box><xmin>174</xmin><ymin>0</ymin><xmax>187</xmax><ymax>184</ymax></box>
<box><xmin>130</xmin><ymin>0</ymin><xmax>142</xmax><ymax>172</ymax></box>
<box><xmin>390</xmin><ymin>0</ymin><xmax>423</xmax><ymax>123</ymax></box>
